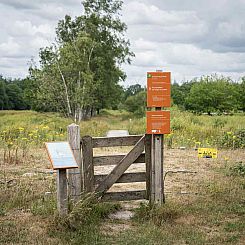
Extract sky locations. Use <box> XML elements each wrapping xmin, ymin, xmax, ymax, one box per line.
<box><xmin>0</xmin><ymin>0</ymin><xmax>245</xmax><ymax>86</ymax></box>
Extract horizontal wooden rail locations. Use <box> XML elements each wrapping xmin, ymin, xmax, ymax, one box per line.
<box><xmin>102</xmin><ymin>190</ymin><xmax>146</xmax><ymax>201</ymax></box>
<box><xmin>93</xmin><ymin>153</ymin><xmax>145</xmax><ymax>166</ymax></box>
<box><xmin>95</xmin><ymin>172</ymin><xmax>146</xmax><ymax>185</ymax></box>
<box><xmin>91</xmin><ymin>135</ymin><xmax>144</xmax><ymax>148</ymax></box>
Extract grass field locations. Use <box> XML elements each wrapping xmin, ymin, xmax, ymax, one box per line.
<box><xmin>0</xmin><ymin>110</ymin><xmax>244</xmax><ymax>244</ymax></box>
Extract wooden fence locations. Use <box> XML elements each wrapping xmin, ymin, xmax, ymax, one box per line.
<box><xmin>66</xmin><ymin>123</ymin><xmax>164</xmax><ymax>209</ymax></box>
<box><xmin>80</xmin><ymin>134</ymin><xmax>151</xmax><ymax>202</ymax></box>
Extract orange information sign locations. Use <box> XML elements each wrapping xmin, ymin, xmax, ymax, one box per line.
<box><xmin>146</xmin><ymin>111</ymin><xmax>170</xmax><ymax>134</ymax></box>
<box><xmin>147</xmin><ymin>71</ymin><xmax>171</xmax><ymax>107</ymax></box>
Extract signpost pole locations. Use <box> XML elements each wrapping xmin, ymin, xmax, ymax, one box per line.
<box><xmin>57</xmin><ymin>169</ymin><xmax>68</xmax><ymax>215</ymax></box>
<box><xmin>45</xmin><ymin>141</ymin><xmax>79</xmax><ymax>215</ymax></box>
<box><xmin>151</xmin><ymin>107</ymin><xmax>164</xmax><ymax>205</ymax></box>
<box><xmin>146</xmin><ymin>70</ymin><xmax>171</xmax><ymax>206</ymax></box>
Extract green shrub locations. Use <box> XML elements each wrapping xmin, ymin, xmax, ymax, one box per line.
<box><xmin>52</xmin><ymin>193</ymin><xmax>121</xmax><ymax>231</ymax></box>
<box><xmin>220</xmin><ymin>130</ymin><xmax>245</xmax><ymax>148</ymax></box>
<box><xmin>229</xmin><ymin>162</ymin><xmax>245</xmax><ymax>177</ymax></box>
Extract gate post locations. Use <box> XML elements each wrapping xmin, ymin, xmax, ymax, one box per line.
<box><xmin>67</xmin><ymin>123</ymin><xmax>82</xmax><ymax>202</ymax></box>
<box><xmin>151</xmin><ymin>132</ymin><xmax>164</xmax><ymax>205</ymax></box>
<box><xmin>146</xmin><ymin>133</ymin><xmax>164</xmax><ymax>205</ymax></box>
<box><xmin>81</xmin><ymin>136</ymin><xmax>94</xmax><ymax>192</ymax></box>
<box><xmin>145</xmin><ymin>134</ymin><xmax>152</xmax><ymax>200</ymax></box>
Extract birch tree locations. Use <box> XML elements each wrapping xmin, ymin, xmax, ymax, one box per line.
<box><xmin>28</xmin><ymin>0</ymin><xmax>134</xmax><ymax>121</ymax></box>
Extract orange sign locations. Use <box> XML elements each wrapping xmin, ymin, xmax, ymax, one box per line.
<box><xmin>146</xmin><ymin>111</ymin><xmax>170</xmax><ymax>134</ymax></box>
<box><xmin>147</xmin><ymin>71</ymin><xmax>171</xmax><ymax>107</ymax></box>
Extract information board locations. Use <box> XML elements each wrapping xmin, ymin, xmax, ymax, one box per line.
<box><xmin>198</xmin><ymin>148</ymin><xmax>218</xmax><ymax>158</ymax></box>
<box><xmin>147</xmin><ymin>71</ymin><xmax>171</xmax><ymax>107</ymax></box>
<box><xmin>146</xmin><ymin>111</ymin><xmax>170</xmax><ymax>134</ymax></box>
<box><xmin>45</xmin><ymin>142</ymin><xmax>78</xmax><ymax>170</ymax></box>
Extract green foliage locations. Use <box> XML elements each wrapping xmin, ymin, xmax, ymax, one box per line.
<box><xmin>0</xmin><ymin>79</ymin><xmax>8</xmax><ymax>109</ymax></box>
<box><xmin>124</xmin><ymin>84</ymin><xmax>144</xmax><ymax>99</ymax></box>
<box><xmin>124</xmin><ymin>90</ymin><xmax>146</xmax><ymax>116</ymax></box>
<box><xmin>49</xmin><ymin>193</ymin><xmax>120</xmax><ymax>244</ymax></box>
<box><xmin>172</xmin><ymin>75</ymin><xmax>244</xmax><ymax>113</ymax></box>
<box><xmin>0</xmin><ymin>76</ymin><xmax>29</xmax><ymax>110</ymax></box>
<box><xmin>28</xmin><ymin>0</ymin><xmax>133</xmax><ymax>121</ymax></box>
<box><xmin>185</xmin><ymin>75</ymin><xmax>240</xmax><ymax>113</ymax></box>
<box><xmin>55</xmin><ymin>193</ymin><xmax>120</xmax><ymax>231</ymax></box>
<box><xmin>171</xmin><ymin>81</ymin><xmax>196</xmax><ymax>109</ymax></box>
<box><xmin>134</xmin><ymin>202</ymin><xmax>180</xmax><ymax>226</ymax></box>
<box><xmin>229</xmin><ymin>162</ymin><xmax>245</xmax><ymax>177</ymax></box>
<box><xmin>220</xmin><ymin>129</ymin><xmax>245</xmax><ymax>149</ymax></box>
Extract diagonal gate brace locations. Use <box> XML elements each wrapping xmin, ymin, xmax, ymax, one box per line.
<box><xmin>96</xmin><ymin>135</ymin><xmax>145</xmax><ymax>194</ymax></box>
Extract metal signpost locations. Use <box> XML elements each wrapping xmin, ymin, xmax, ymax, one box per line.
<box><xmin>146</xmin><ymin>71</ymin><xmax>171</xmax><ymax>205</ymax></box>
<box><xmin>45</xmin><ymin>142</ymin><xmax>78</xmax><ymax>215</ymax></box>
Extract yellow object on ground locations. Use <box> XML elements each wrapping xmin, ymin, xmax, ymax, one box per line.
<box><xmin>198</xmin><ymin>148</ymin><xmax>218</xmax><ymax>158</ymax></box>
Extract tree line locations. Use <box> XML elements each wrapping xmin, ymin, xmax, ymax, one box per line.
<box><xmin>1</xmin><ymin>73</ymin><xmax>244</xmax><ymax>116</ymax></box>
<box><xmin>0</xmin><ymin>76</ymin><xmax>30</xmax><ymax>110</ymax></box>
<box><xmin>0</xmin><ymin>75</ymin><xmax>245</xmax><ymax>116</ymax></box>
<box><xmin>123</xmin><ymin>75</ymin><xmax>245</xmax><ymax>116</ymax></box>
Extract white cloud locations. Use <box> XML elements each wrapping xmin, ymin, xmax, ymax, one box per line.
<box><xmin>0</xmin><ymin>38</ymin><xmax>20</xmax><ymax>57</ymax></box>
<box><xmin>9</xmin><ymin>21</ymin><xmax>53</xmax><ymax>38</ymax></box>
<box><xmin>0</xmin><ymin>0</ymin><xmax>245</xmax><ymax>83</ymax></box>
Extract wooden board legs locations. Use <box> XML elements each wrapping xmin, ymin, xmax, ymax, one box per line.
<box><xmin>57</xmin><ymin>169</ymin><xmax>68</xmax><ymax>215</ymax></box>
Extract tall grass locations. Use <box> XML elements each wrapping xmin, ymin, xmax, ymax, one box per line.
<box><xmin>0</xmin><ymin>109</ymin><xmax>244</xmax><ymax>165</ymax></box>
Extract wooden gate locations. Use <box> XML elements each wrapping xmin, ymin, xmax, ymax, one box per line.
<box><xmin>80</xmin><ymin>135</ymin><xmax>151</xmax><ymax>201</ymax></box>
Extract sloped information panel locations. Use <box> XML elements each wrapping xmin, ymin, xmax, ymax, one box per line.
<box><xmin>146</xmin><ymin>111</ymin><xmax>170</xmax><ymax>134</ymax></box>
<box><xmin>147</xmin><ymin>71</ymin><xmax>171</xmax><ymax>107</ymax></box>
<box><xmin>45</xmin><ymin>142</ymin><xmax>78</xmax><ymax>170</ymax></box>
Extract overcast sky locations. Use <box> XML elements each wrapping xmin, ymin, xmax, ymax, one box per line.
<box><xmin>0</xmin><ymin>0</ymin><xmax>245</xmax><ymax>86</ymax></box>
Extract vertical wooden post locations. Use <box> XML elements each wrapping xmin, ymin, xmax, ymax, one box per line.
<box><xmin>57</xmin><ymin>169</ymin><xmax>68</xmax><ymax>215</ymax></box>
<box><xmin>81</xmin><ymin>136</ymin><xmax>94</xmax><ymax>192</ymax></box>
<box><xmin>145</xmin><ymin>134</ymin><xmax>152</xmax><ymax>200</ymax></box>
<box><xmin>151</xmin><ymin>134</ymin><xmax>164</xmax><ymax>205</ymax></box>
<box><xmin>67</xmin><ymin>123</ymin><xmax>82</xmax><ymax>202</ymax></box>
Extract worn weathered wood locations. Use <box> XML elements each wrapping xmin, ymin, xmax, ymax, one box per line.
<box><xmin>92</xmin><ymin>135</ymin><xmax>143</xmax><ymax>148</ymax></box>
<box><xmin>57</xmin><ymin>169</ymin><xmax>68</xmax><ymax>215</ymax></box>
<box><xmin>150</xmin><ymin>132</ymin><xmax>164</xmax><ymax>205</ymax></box>
<box><xmin>81</xmin><ymin>136</ymin><xmax>94</xmax><ymax>192</ymax></box>
<box><xmin>102</xmin><ymin>190</ymin><xmax>146</xmax><ymax>201</ymax></box>
<box><xmin>67</xmin><ymin>124</ymin><xmax>82</xmax><ymax>202</ymax></box>
<box><xmin>153</xmin><ymin>134</ymin><xmax>164</xmax><ymax>204</ymax></box>
<box><xmin>93</xmin><ymin>153</ymin><xmax>145</xmax><ymax>166</ymax></box>
<box><xmin>145</xmin><ymin>134</ymin><xmax>152</xmax><ymax>200</ymax></box>
<box><xmin>95</xmin><ymin>172</ymin><xmax>146</xmax><ymax>185</ymax></box>
<box><xmin>96</xmin><ymin>135</ymin><xmax>145</xmax><ymax>193</ymax></box>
